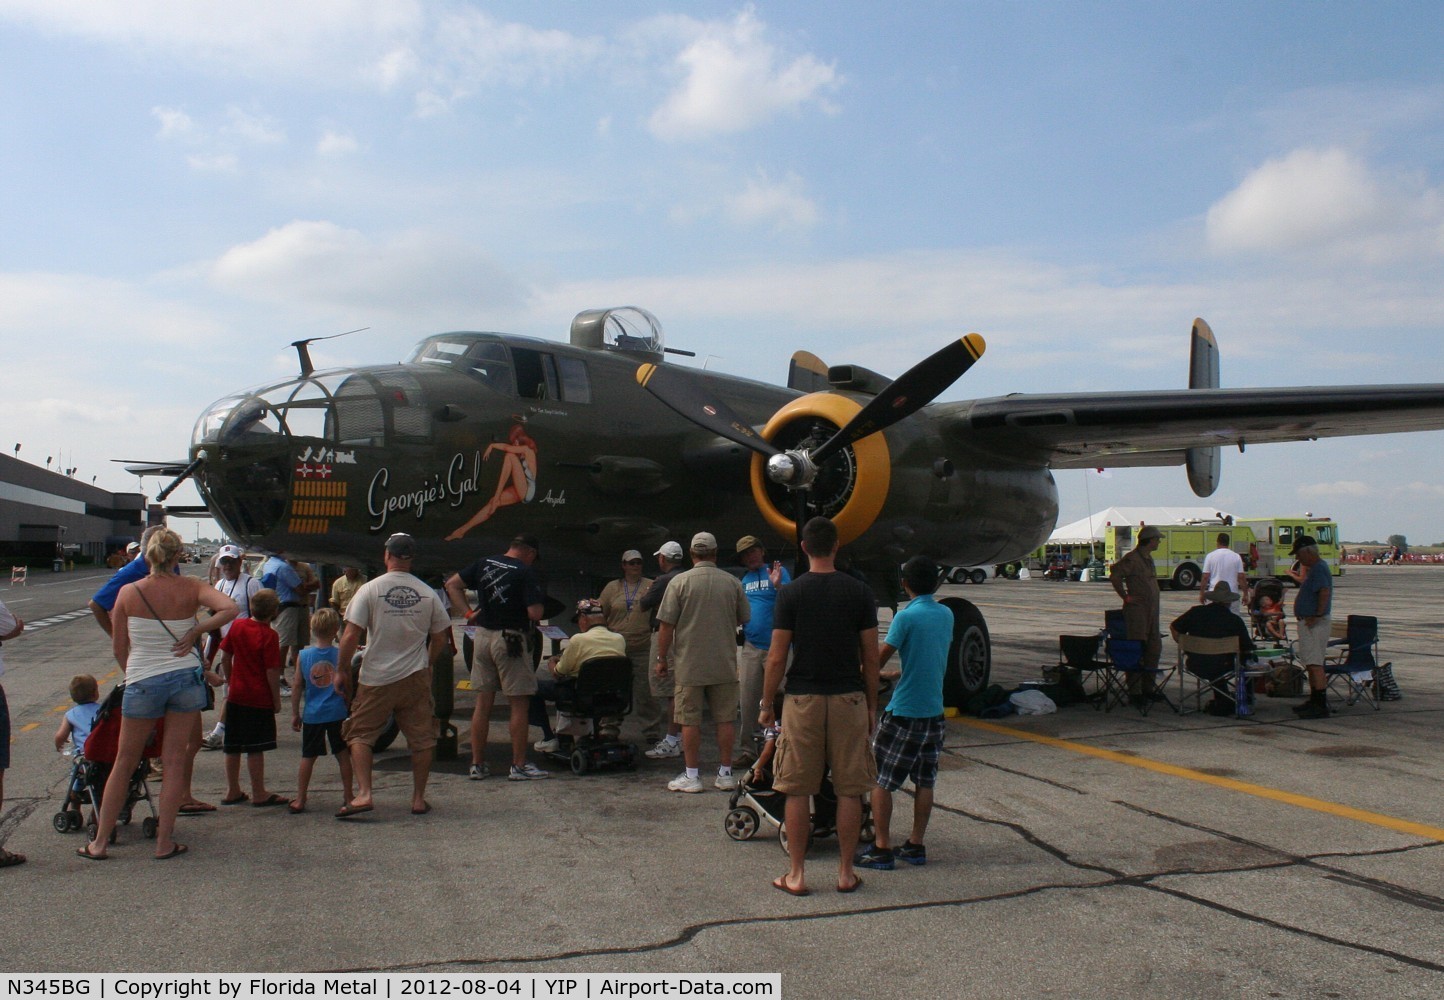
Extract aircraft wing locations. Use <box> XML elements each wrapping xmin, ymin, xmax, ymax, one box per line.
<box><xmin>945</xmin><ymin>384</ymin><xmax>1444</xmax><ymax>468</ymax></box>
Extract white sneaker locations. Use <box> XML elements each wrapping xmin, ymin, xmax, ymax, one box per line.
<box><xmin>533</xmin><ymin>738</ymin><xmax>560</xmax><ymax>753</ymax></box>
<box><xmin>645</xmin><ymin>738</ymin><xmax>682</xmax><ymax>759</ymax></box>
<box><xmin>509</xmin><ymin>762</ymin><xmax>550</xmax><ymax>781</ymax></box>
<box><xmin>715</xmin><ymin>772</ymin><xmax>739</xmax><ymax>790</ymax></box>
<box><xmin>468</xmin><ymin>764</ymin><xmax>489</xmax><ymax>781</ymax></box>
<box><xmin>668</xmin><ymin>773</ymin><xmax>705</xmax><ymax>794</ymax></box>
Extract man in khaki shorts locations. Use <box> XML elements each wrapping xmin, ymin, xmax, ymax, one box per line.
<box><xmin>655</xmin><ymin>532</ymin><xmax>749</xmax><ymax>793</ymax></box>
<box><xmin>336</xmin><ymin>533</ymin><xmax>451</xmax><ymax>818</ymax></box>
<box><xmin>759</xmin><ymin>516</ymin><xmax>879</xmax><ymax>896</ymax></box>
<box><xmin>444</xmin><ymin>534</ymin><xmax>548</xmax><ymax>781</ymax></box>
<box><xmin>639</xmin><ymin>541</ymin><xmax>686</xmax><ymax>759</ymax></box>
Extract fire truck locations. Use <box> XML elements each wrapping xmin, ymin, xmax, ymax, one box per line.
<box><xmin>1103</xmin><ymin>516</ymin><xmax>1341</xmax><ymax>590</ymax></box>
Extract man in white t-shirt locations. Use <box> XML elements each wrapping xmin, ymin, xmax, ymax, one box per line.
<box><xmin>336</xmin><ymin>533</ymin><xmax>451</xmax><ymax>819</ymax></box>
<box><xmin>1200</xmin><ymin>533</ymin><xmax>1248</xmax><ymax>612</ymax></box>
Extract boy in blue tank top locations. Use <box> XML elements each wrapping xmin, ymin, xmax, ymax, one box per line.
<box><xmin>289</xmin><ymin>608</ymin><xmax>353</xmax><ymax>814</ymax></box>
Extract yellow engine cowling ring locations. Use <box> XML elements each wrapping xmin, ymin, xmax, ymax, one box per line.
<box><xmin>749</xmin><ymin>393</ymin><xmax>891</xmax><ymax>546</ymax></box>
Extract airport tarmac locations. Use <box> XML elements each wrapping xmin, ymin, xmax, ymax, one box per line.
<box><xmin>1</xmin><ymin>566</ymin><xmax>1441</xmax><ymax>997</ymax></box>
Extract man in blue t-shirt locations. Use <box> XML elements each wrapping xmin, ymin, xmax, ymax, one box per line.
<box><xmin>260</xmin><ymin>552</ymin><xmax>306</xmax><ymax>688</ymax></box>
<box><xmin>1288</xmin><ymin>536</ymin><xmax>1333</xmax><ymax>719</ymax></box>
<box><xmin>734</xmin><ymin>534</ymin><xmax>789</xmax><ymax>750</ymax></box>
<box><xmin>87</xmin><ymin>530</ymin><xmax>161</xmax><ymax>636</ymax></box>
<box><xmin>856</xmin><ymin>555</ymin><xmax>953</xmax><ymax>871</ymax></box>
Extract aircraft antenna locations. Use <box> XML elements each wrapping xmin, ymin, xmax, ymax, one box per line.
<box><xmin>291</xmin><ymin>327</ymin><xmax>369</xmax><ymax>377</ymax></box>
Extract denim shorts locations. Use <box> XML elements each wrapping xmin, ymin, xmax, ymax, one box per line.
<box><xmin>123</xmin><ymin>668</ymin><xmax>208</xmax><ymax>720</ymax></box>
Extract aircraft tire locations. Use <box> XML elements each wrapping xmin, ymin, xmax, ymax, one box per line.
<box><xmin>938</xmin><ymin>597</ymin><xmax>991</xmax><ymax>705</ymax></box>
<box><xmin>947</xmin><ymin>567</ymin><xmax>969</xmax><ymax>584</ymax></box>
<box><xmin>969</xmin><ymin>569</ymin><xmax>987</xmax><ymax>585</ymax></box>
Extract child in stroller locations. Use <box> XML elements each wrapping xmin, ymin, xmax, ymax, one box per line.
<box><xmin>52</xmin><ymin>684</ymin><xmax>161</xmax><ymax>842</ymax></box>
<box><xmin>723</xmin><ymin>720</ymin><xmax>873</xmax><ymax>852</ymax></box>
<box><xmin>1250</xmin><ymin>578</ymin><xmax>1289</xmax><ymax>644</ymax></box>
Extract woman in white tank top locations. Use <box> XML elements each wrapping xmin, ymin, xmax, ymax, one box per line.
<box><xmin>79</xmin><ymin>529</ymin><xmax>236</xmax><ymax>861</ymax></box>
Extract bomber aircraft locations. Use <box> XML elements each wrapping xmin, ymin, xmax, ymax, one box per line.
<box><xmin>142</xmin><ymin>306</ymin><xmax>1444</xmax><ymax>705</ymax></box>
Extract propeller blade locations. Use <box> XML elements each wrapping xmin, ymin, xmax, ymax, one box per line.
<box><xmin>811</xmin><ymin>334</ymin><xmax>985</xmax><ymax>466</ymax></box>
<box><xmin>636</xmin><ymin>363</ymin><xmax>780</xmax><ymax>458</ymax></box>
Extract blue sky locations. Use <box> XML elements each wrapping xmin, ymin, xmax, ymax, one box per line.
<box><xmin>4</xmin><ymin>2</ymin><xmax>1444</xmax><ymax>545</ymax></box>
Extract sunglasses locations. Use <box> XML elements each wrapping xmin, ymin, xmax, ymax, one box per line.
<box><xmin>623</xmin><ymin>559</ymin><xmax>643</xmax><ymax>565</ymax></box>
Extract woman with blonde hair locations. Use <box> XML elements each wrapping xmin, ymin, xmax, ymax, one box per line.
<box><xmin>79</xmin><ymin>528</ymin><xmax>237</xmax><ymax>861</ymax></box>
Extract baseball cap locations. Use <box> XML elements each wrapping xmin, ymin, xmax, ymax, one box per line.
<box><xmin>621</xmin><ymin>549</ymin><xmax>643</xmax><ymax>562</ymax></box>
<box><xmin>573</xmin><ymin>598</ymin><xmax>604</xmax><ymax>621</ymax></box>
<box><xmin>511</xmin><ymin>533</ymin><xmax>540</xmax><ymax>553</ymax></box>
<box><xmin>690</xmin><ymin>531</ymin><xmax>718</xmax><ymax>552</ymax></box>
<box><xmin>1137</xmin><ymin>525</ymin><xmax>1162</xmax><ymax>543</ymax></box>
<box><xmin>735</xmin><ymin>534</ymin><xmax>764</xmax><ymax>556</ymax></box>
<box><xmin>125</xmin><ymin>541</ymin><xmax>140</xmax><ymax>554</ymax></box>
<box><xmin>218</xmin><ymin>544</ymin><xmax>243</xmax><ymax>560</ymax></box>
<box><xmin>655</xmin><ymin>541</ymin><xmax>684</xmax><ymax>560</ymax></box>
<box><xmin>1289</xmin><ymin>535</ymin><xmax>1317</xmax><ymax>555</ymax></box>
<box><xmin>385</xmin><ymin>533</ymin><xmax>416</xmax><ymax>559</ymax></box>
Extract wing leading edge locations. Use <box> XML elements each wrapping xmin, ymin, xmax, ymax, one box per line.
<box><xmin>942</xmin><ymin>384</ymin><xmax>1444</xmax><ymax>470</ymax></box>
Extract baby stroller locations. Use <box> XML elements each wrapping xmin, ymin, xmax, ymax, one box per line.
<box><xmin>1249</xmin><ymin>578</ymin><xmax>1290</xmax><ymax>646</ymax></box>
<box><xmin>52</xmin><ymin>685</ymin><xmax>161</xmax><ymax>843</ymax></box>
<box><xmin>724</xmin><ymin>728</ymin><xmax>873</xmax><ymax>854</ymax></box>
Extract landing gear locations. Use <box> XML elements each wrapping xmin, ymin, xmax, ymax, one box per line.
<box><xmin>938</xmin><ymin>597</ymin><xmax>991</xmax><ymax>706</ymax></box>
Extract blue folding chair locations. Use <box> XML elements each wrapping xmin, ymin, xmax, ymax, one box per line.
<box><xmin>1104</xmin><ymin>637</ymin><xmax>1176</xmax><ymax>715</ymax></box>
<box><xmin>1324</xmin><ymin>615</ymin><xmax>1381</xmax><ymax>712</ymax></box>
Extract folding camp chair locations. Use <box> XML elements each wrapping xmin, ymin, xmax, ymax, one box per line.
<box><xmin>1058</xmin><ymin>633</ymin><xmax>1110</xmax><ymax>708</ymax></box>
<box><xmin>1103</xmin><ymin>637</ymin><xmax>1176</xmax><ymax>715</ymax></box>
<box><xmin>1323</xmin><ymin>615</ymin><xmax>1381</xmax><ymax>712</ymax></box>
<box><xmin>1175</xmin><ymin>635</ymin><xmax>1241</xmax><ymax>716</ymax></box>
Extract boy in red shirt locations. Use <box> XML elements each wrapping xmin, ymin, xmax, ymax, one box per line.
<box><xmin>216</xmin><ymin>589</ymin><xmax>287</xmax><ymax>807</ymax></box>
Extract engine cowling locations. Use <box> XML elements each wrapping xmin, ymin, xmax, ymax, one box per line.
<box><xmin>748</xmin><ymin>392</ymin><xmax>891</xmax><ymax>545</ymax></box>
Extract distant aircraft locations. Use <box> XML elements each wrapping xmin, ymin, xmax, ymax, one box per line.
<box><xmin>135</xmin><ymin>307</ymin><xmax>1444</xmax><ymax>702</ymax></box>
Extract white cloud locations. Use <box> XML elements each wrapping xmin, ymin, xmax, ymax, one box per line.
<box><xmin>186</xmin><ymin>153</ymin><xmax>238</xmax><ymax>173</ymax></box>
<box><xmin>317</xmin><ymin>130</ymin><xmax>360</xmax><ymax>157</ymax></box>
<box><xmin>1205</xmin><ymin>147</ymin><xmax>1444</xmax><ymax>260</ymax></box>
<box><xmin>648</xmin><ymin>7</ymin><xmax>840</xmax><ymax>140</ymax></box>
<box><xmin>1298</xmin><ymin>480</ymin><xmax>1373</xmax><ymax>499</ymax></box>
<box><xmin>223</xmin><ymin>106</ymin><xmax>284</xmax><ymax>145</ymax></box>
<box><xmin>726</xmin><ymin>172</ymin><xmax>818</xmax><ymax>231</ymax></box>
<box><xmin>151</xmin><ymin>106</ymin><xmax>194</xmax><ymax>138</ymax></box>
<box><xmin>209</xmin><ymin>220</ymin><xmax>525</xmax><ymax>321</ymax></box>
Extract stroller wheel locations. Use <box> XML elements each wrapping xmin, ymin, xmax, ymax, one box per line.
<box><xmin>53</xmin><ymin>811</ymin><xmax>72</xmax><ymax>834</ymax></box>
<box><xmin>142</xmin><ymin>817</ymin><xmax>158</xmax><ymax>839</ymax></box>
<box><xmin>570</xmin><ymin>749</ymin><xmax>590</xmax><ymax>775</ymax></box>
<box><xmin>85</xmin><ymin>820</ymin><xmax>98</xmax><ymax>842</ymax></box>
<box><xmin>119</xmin><ymin>807</ymin><xmax>133</xmax><ymax>826</ymax></box>
<box><xmin>778</xmin><ymin>824</ymin><xmax>813</xmax><ymax>856</ymax></box>
<box><xmin>724</xmin><ymin>807</ymin><xmax>760</xmax><ymax>841</ymax></box>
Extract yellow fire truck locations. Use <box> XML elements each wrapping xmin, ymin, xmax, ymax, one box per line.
<box><xmin>1103</xmin><ymin>516</ymin><xmax>1341</xmax><ymax>590</ymax></box>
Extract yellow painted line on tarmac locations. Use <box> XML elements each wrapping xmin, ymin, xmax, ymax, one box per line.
<box><xmin>19</xmin><ymin>722</ymin><xmax>39</xmax><ymax>733</ymax></box>
<box><xmin>959</xmin><ymin>717</ymin><xmax>1444</xmax><ymax>841</ymax></box>
<box><xmin>456</xmin><ymin>680</ymin><xmax>472</xmax><ymax>691</ymax></box>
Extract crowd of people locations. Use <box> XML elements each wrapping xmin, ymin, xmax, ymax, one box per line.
<box><xmin>0</xmin><ymin>515</ymin><xmax>958</xmax><ymax>894</ymax></box>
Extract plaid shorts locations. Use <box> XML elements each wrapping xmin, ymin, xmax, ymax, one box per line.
<box><xmin>872</xmin><ymin>712</ymin><xmax>945</xmax><ymax>791</ymax></box>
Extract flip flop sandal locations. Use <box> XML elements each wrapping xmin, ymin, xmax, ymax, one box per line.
<box><xmin>252</xmin><ymin>794</ymin><xmax>289</xmax><ymax>808</ymax></box>
<box><xmin>772</xmin><ymin>874</ymin><xmax>810</xmax><ymax>897</ymax></box>
<box><xmin>155</xmin><ymin>843</ymin><xmax>188</xmax><ymax>860</ymax></box>
<box><xmin>220</xmin><ymin>793</ymin><xmax>249</xmax><ymax>806</ymax></box>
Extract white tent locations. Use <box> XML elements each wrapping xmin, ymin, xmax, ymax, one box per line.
<box><xmin>1048</xmin><ymin>506</ymin><xmax>1233</xmax><ymax>545</ymax></box>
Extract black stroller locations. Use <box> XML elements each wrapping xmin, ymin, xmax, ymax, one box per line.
<box><xmin>52</xmin><ymin>685</ymin><xmax>160</xmax><ymax>843</ymax></box>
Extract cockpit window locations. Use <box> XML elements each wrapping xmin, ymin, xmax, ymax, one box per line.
<box><xmin>332</xmin><ymin>376</ymin><xmax>386</xmax><ymax>446</ymax></box>
<box><xmin>464</xmin><ymin>342</ymin><xmax>513</xmax><ymax>395</ymax></box>
<box><xmin>556</xmin><ymin>356</ymin><xmax>591</xmax><ymax>404</ymax></box>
